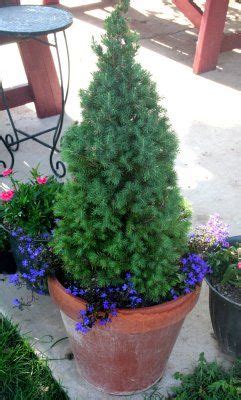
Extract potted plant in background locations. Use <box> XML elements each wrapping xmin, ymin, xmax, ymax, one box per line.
<box><xmin>0</xmin><ymin>167</ymin><xmax>62</xmax><ymax>299</ymax></box>
<box><xmin>48</xmin><ymin>0</ymin><xmax>210</xmax><ymax>394</ymax></box>
<box><xmin>190</xmin><ymin>214</ymin><xmax>241</xmax><ymax>357</ymax></box>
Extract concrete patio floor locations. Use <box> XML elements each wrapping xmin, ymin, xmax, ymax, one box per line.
<box><xmin>1</xmin><ymin>0</ymin><xmax>241</xmax><ymax>399</ymax></box>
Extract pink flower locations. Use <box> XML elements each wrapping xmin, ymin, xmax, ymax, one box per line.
<box><xmin>0</xmin><ymin>190</ymin><xmax>14</xmax><ymax>202</ymax></box>
<box><xmin>36</xmin><ymin>176</ymin><xmax>48</xmax><ymax>185</ymax></box>
<box><xmin>238</xmin><ymin>262</ymin><xmax>241</xmax><ymax>270</ymax></box>
<box><xmin>2</xmin><ymin>168</ymin><xmax>13</xmax><ymax>177</ymax></box>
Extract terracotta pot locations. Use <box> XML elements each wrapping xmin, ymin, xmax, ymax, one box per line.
<box><xmin>48</xmin><ymin>276</ymin><xmax>201</xmax><ymax>395</ymax></box>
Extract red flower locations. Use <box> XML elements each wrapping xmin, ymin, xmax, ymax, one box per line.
<box><xmin>0</xmin><ymin>190</ymin><xmax>14</xmax><ymax>202</ymax></box>
<box><xmin>36</xmin><ymin>176</ymin><xmax>48</xmax><ymax>185</ymax></box>
<box><xmin>238</xmin><ymin>262</ymin><xmax>241</xmax><ymax>270</ymax></box>
<box><xmin>2</xmin><ymin>168</ymin><xmax>13</xmax><ymax>177</ymax></box>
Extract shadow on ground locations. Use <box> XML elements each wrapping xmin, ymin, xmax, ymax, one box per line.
<box><xmin>60</xmin><ymin>0</ymin><xmax>241</xmax><ymax>90</ymax></box>
<box><xmin>177</xmin><ymin>120</ymin><xmax>241</xmax><ymax>233</ymax></box>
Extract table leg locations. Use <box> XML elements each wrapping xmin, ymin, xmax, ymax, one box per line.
<box><xmin>18</xmin><ymin>37</ymin><xmax>61</xmax><ymax>119</ymax></box>
<box><xmin>193</xmin><ymin>0</ymin><xmax>229</xmax><ymax>74</ymax></box>
<box><xmin>0</xmin><ymin>30</ymin><xmax>69</xmax><ymax>178</ymax></box>
<box><xmin>172</xmin><ymin>0</ymin><xmax>202</xmax><ymax>29</ymax></box>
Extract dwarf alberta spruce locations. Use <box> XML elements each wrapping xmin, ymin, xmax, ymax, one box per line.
<box><xmin>53</xmin><ymin>0</ymin><xmax>192</xmax><ymax>303</ymax></box>
<box><xmin>1</xmin><ymin>3</ymin><xmax>211</xmax><ymax>335</ymax></box>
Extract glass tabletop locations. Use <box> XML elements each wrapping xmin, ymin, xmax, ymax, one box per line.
<box><xmin>0</xmin><ymin>5</ymin><xmax>73</xmax><ymax>37</ymax></box>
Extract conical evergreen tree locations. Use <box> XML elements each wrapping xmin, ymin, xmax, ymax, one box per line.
<box><xmin>53</xmin><ymin>0</ymin><xmax>191</xmax><ymax>302</ymax></box>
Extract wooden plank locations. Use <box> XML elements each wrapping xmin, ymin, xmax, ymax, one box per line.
<box><xmin>173</xmin><ymin>0</ymin><xmax>203</xmax><ymax>29</ymax></box>
<box><xmin>0</xmin><ymin>36</ymin><xmax>21</xmax><ymax>45</ymax></box>
<box><xmin>193</xmin><ymin>0</ymin><xmax>229</xmax><ymax>74</ymax></box>
<box><xmin>0</xmin><ymin>84</ymin><xmax>33</xmax><ymax>110</ymax></box>
<box><xmin>0</xmin><ymin>0</ymin><xmax>20</xmax><ymax>4</ymax></box>
<box><xmin>43</xmin><ymin>0</ymin><xmax>60</xmax><ymax>4</ymax></box>
<box><xmin>18</xmin><ymin>37</ymin><xmax>62</xmax><ymax>118</ymax></box>
<box><xmin>221</xmin><ymin>32</ymin><xmax>241</xmax><ymax>52</ymax></box>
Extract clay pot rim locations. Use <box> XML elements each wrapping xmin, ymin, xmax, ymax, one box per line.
<box><xmin>48</xmin><ymin>275</ymin><xmax>201</xmax><ymax>315</ymax></box>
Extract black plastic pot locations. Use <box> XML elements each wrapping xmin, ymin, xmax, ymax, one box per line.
<box><xmin>0</xmin><ymin>250</ymin><xmax>17</xmax><ymax>274</ymax></box>
<box><xmin>206</xmin><ymin>235</ymin><xmax>241</xmax><ymax>357</ymax></box>
<box><xmin>9</xmin><ymin>236</ymin><xmax>26</xmax><ymax>272</ymax></box>
<box><xmin>1</xmin><ymin>225</ymin><xmax>25</xmax><ymax>272</ymax></box>
<box><xmin>2</xmin><ymin>225</ymin><xmax>46</xmax><ymax>273</ymax></box>
<box><xmin>2</xmin><ymin>225</ymin><xmax>49</xmax><ymax>294</ymax></box>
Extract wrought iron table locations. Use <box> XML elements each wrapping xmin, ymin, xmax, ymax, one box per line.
<box><xmin>0</xmin><ymin>5</ymin><xmax>73</xmax><ymax>178</ymax></box>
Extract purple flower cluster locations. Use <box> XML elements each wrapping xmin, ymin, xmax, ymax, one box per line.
<box><xmin>9</xmin><ymin>273</ymin><xmax>21</xmax><ymax>286</ymax></box>
<box><xmin>12</xmin><ymin>298</ymin><xmax>21</xmax><ymax>307</ymax></box>
<box><xmin>66</xmin><ymin>273</ymin><xmax>142</xmax><ymax>334</ymax></box>
<box><xmin>181</xmin><ymin>254</ymin><xmax>212</xmax><ymax>291</ymax></box>
<box><xmin>170</xmin><ymin>253</ymin><xmax>211</xmax><ymax>300</ymax></box>
<box><xmin>8</xmin><ymin>228</ymin><xmax>53</xmax><ymax>308</ymax></box>
<box><xmin>189</xmin><ymin>214</ymin><xmax>230</xmax><ymax>254</ymax></box>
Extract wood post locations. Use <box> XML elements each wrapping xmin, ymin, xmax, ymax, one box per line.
<box><xmin>43</xmin><ymin>0</ymin><xmax>60</xmax><ymax>4</ymax></box>
<box><xmin>18</xmin><ymin>37</ymin><xmax>62</xmax><ymax>118</ymax></box>
<box><xmin>173</xmin><ymin>0</ymin><xmax>203</xmax><ymax>29</ymax></box>
<box><xmin>0</xmin><ymin>85</ymin><xmax>33</xmax><ymax>111</ymax></box>
<box><xmin>193</xmin><ymin>0</ymin><xmax>229</xmax><ymax>74</ymax></box>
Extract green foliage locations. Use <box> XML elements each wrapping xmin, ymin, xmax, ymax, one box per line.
<box><xmin>222</xmin><ymin>263</ymin><xmax>241</xmax><ymax>287</ymax></box>
<box><xmin>145</xmin><ymin>354</ymin><xmax>241</xmax><ymax>399</ymax></box>
<box><xmin>207</xmin><ymin>246</ymin><xmax>237</xmax><ymax>280</ymax></box>
<box><xmin>53</xmin><ymin>0</ymin><xmax>191</xmax><ymax>301</ymax></box>
<box><xmin>0</xmin><ymin>206</ymin><xmax>8</xmax><ymax>252</ymax></box>
<box><xmin>0</xmin><ymin>316</ymin><xmax>69</xmax><ymax>400</ymax></box>
<box><xmin>0</xmin><ymin>168</ymin><xmax>62</xmax><ymax>237</ymax></box>
<box><xmin>206</xmin><ymin>245</ymin><xmax>241</xmax><ymax>288</ymax></box>
<box><xmin>171</xmin><ymin>353</ymin><xmax>241</xmax><ymax>400</ymax></box>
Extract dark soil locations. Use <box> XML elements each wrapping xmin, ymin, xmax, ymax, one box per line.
<box><xmin>211</xmin><ymin>278</ymin><xmax>241</xmax><ymax>304</ymax></box>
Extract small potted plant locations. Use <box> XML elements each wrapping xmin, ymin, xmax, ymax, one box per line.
<box><xmin>48</xmin><ymin>1</ymin><xmax>210</xmax><ymax>394</ymax></box>
<box><xmin>189</xmin><ymin>214</ymin><xmax>241</xmax><ymax>357</ymax></box>
<box><xmin>0</xmin><ymin>167</ymin><xmax>62</xmax><ymax>299</ymax></box>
